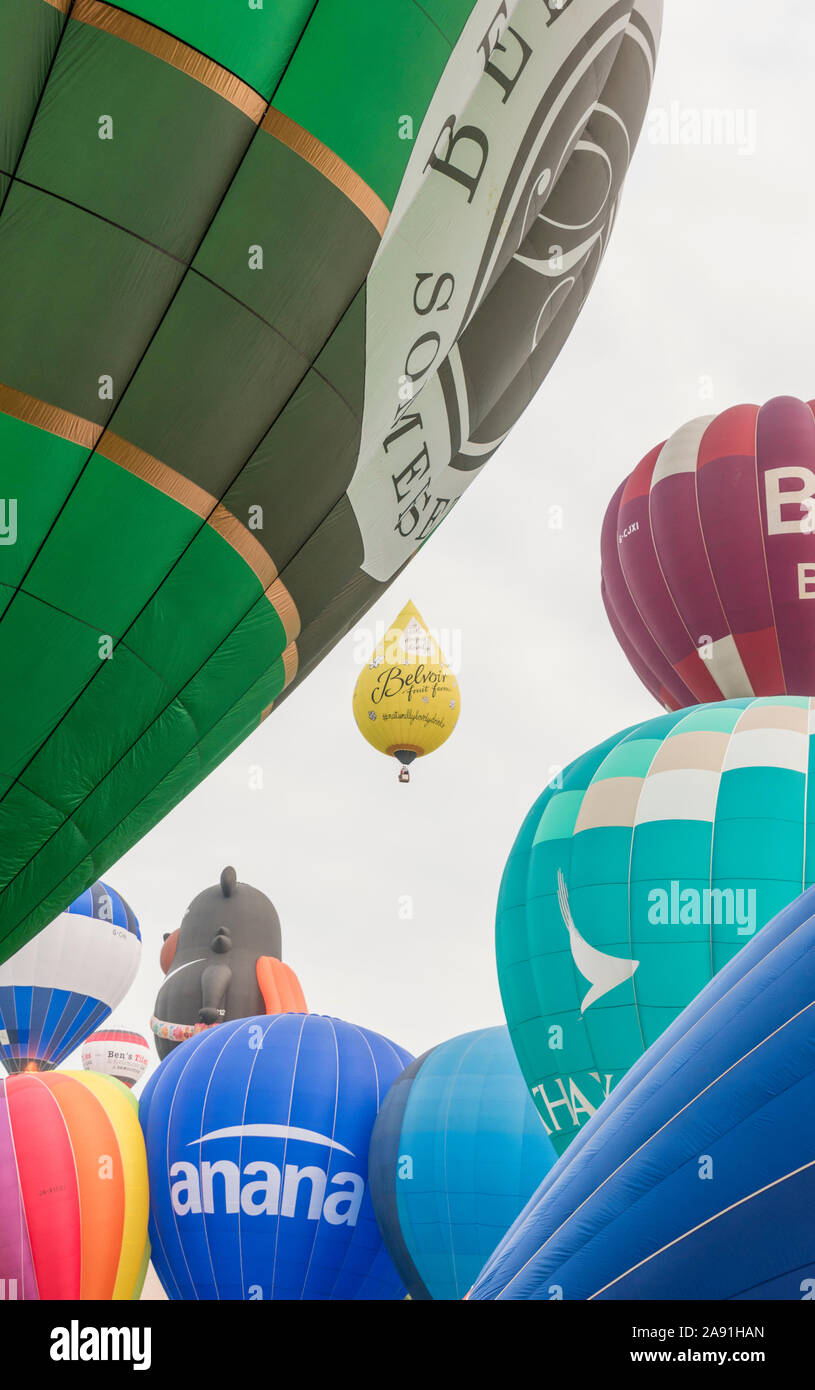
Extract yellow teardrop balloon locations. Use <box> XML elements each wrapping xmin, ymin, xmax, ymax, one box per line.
<box><xmin>352</xmin><ymin>601</ymin><xmax>460</xmax><ymax>780</ymax></box>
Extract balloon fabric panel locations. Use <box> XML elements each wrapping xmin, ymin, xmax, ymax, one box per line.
<box><xmin>5</xmin><ymin>1075</ymin><xmax>81</xmax><ymax>1299</ymax></box>
<box><xmin>46</xmin><ymin>1070</ymin><xmax>126</xmax><ymax>1299</ymax></box>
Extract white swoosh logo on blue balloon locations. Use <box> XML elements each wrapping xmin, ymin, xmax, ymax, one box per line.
<box><xmin>188</xmin><ymin>1124</ymin><xmax>354</xmax><ymax>1156</ymax></box>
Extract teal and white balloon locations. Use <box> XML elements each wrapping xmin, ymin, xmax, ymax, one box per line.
<box><xmin>497</xmin><ymin>697</ymin><xmax>815</xmax><ymax>1154</ymax></box>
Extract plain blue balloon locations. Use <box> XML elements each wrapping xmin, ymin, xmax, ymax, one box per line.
<box><xmin>369</xmin><ymin>1027</ymin><xmax>557</xmax><ymax>1299</ymax></box>
<box><xmin>470</xmin><ymin>886</ymin><xmax>815</xmax><ymax>1300</ymax></box>
<box><xmin>140</xmin><ymin>1013</ymin><xmax>413</xmax><ymax>1300</ymax></box>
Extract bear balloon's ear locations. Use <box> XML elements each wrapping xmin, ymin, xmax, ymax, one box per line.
<box><xmin>220</xmin><ymin>866</ymin><xmax>237</xmax><ymax>897</ymax></box>
<box><xmin>162</xmin><ymin>932</ymin><xmax>170</xmax><ymax>941</ymax></box>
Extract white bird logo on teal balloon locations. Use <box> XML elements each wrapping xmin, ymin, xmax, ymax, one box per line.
<box><xmin>557</xmin><ymin>870</ymin><xmax>639</xmax><ymax>1014</ymax></box>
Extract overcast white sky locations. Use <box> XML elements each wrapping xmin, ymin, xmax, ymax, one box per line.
<box><xmin>65</xmin><ymin>0</ymin><xmax>815</xmax><ymax>1084</ymax></box>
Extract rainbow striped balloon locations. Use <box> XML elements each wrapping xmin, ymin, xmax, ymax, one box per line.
<box><xmin>0</xmin><ymin>1070</ymin><xmax>149</xmax><ymax>1300</ymax></box>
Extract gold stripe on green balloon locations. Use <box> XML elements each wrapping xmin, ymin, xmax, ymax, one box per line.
<box><xmin>0</xmin><ymin>381</ymin><xmax>101</xmax><ymax>448</ymax></box>
<box><xmin>71</xmin><ymin>0</ymin><xmax>267</xmax><ymax>122</ymax></box>
<box><xmin>262</xmin><ymin>107</ymin><xmax>389</xmax><ymax>236</ymax></box>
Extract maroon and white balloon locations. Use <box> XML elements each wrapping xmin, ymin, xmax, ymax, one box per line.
<box><xmin>602</xmin><ymin>396</ymin><xmax>815</xmax><ymax>709</ymax></box>
<box><xmin>81</xmin><ymin>1029</ymin><xmax>150</xmax><ymax>1089</ymax></box>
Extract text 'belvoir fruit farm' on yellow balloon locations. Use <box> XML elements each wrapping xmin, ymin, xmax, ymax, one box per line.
<box><xmin>352</xmin><ymin>603</ymin><xmax>460</xmax><ymax>782</ymax></box>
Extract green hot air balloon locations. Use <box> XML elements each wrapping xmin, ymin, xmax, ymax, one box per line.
<box><xmin>497</xmin><ymin>696</ymin><xmax>815</xmax><ymax>1155</ymax></box>
<box><xmin>0</xmin><ymin>0</ymin><xmax>661</xmax><ymax>960</ymax></box>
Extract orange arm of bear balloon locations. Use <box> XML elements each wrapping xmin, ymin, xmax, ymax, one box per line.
<box><xmin>256</xmin><ymin>957</ymin><xmax>307</xmax><ymax>1015</ymax></box>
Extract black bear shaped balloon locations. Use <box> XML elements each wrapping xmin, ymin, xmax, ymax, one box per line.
<box><xmin>151</xmin><ymin>867</ymin><xmax>306</xmax><ymax>1058</ymax></box>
